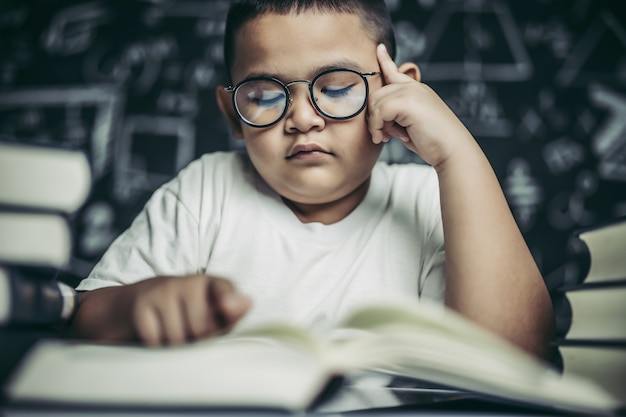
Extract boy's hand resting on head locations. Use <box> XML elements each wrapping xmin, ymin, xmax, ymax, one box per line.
<box><xmin>369</xmin><ymin>44</ymin><xmax>554</xmax><ymax>358</ymax></box>
<box><xmin>72</xmin><ymin>275</ymin><xmax>252</xmax><ymax>346</ymax></box>
<box><xmin>368</xmin><ymin>43</ymin><xmax>474</xmax><ymax>170</ymax></box>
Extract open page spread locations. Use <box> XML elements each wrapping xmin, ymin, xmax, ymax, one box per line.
<box><xmin>5</xmin><ymin>299</ymin><xmax>621</xmax><ymax>414</ymax></box>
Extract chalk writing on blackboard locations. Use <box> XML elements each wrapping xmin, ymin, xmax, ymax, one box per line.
<box><xmin>418</xmin><ymin>0</ymin><xmax>532</xmax><ymax>81</ymax></box>
<box><xmin>503</xmin><ymin>158</ymin><xmax>544</xmax><ymax>232</ymax></box>
<box><xmin>589</xmin><ymin>84</ymin><xmax>626</xmax><ymax>182</ymax></box>
<box><xmin>556</xmin><ymin>11</ymin><xmax>626</xmax><ymax>87</ymax></box>
<box><xmin>113</xmin><ymin>115</ymin><xmax>195</xmax><ymax>203</ymax></box>
<box><xmin>0</xmin><ymin>86</ymin><xmax>122</xmax><ymax>180</ymax></box>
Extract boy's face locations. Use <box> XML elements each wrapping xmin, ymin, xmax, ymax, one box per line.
<box><xmin>218</xmin><ymin>11</ymin><xmax>383</xmax><ymax>206</ymax></box>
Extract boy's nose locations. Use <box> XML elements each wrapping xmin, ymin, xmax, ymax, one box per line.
<box><xmin>284</xmin><ymin>85</ymin><xmax>325</xmax><ymax>133</ymax></box>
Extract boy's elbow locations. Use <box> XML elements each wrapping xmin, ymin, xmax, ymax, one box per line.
<box><xmin>446</xmin><ymin>286</ymin><xmax>557</xmax><ymax>362</ymax></box>
<box><xmin>503</xmin><ymin>294</ymin><xmax>556</xmax><ymax>362</ymax></box>
<box><xmin>528</xmin><ymin>299</ymin><xmax>557</xmax><ymax>362</ymax></box>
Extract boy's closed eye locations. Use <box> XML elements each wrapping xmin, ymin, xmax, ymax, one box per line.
<box><xmin>319</xmin><ymin>83</ymin><xmax>357</xmax><ymax>99</ymax></box>
<box><xmin>247</xmin><ymin>90</ymin><xmax>285</xmax><ymax>108</ymax></box>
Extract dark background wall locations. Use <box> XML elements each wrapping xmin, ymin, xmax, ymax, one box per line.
<box><xmin>1</xmin><ymin>0</ymin><xmax>625</xmax><ymax>288</ymax></box>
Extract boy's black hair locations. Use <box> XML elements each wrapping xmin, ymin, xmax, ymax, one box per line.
<box><xmin>223</xmin><ymin>0</ymin><xmax>396</xmax><ymax>80</ymax></box>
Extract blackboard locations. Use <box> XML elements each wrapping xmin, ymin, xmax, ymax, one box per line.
<box><xmin>1</xmin><ymin>0</ymin><xmax>624</xmax><ymax>288</ymax></box>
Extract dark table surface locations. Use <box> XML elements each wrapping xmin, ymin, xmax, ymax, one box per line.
<box><xmin>1</xmin><ymin>326</ymin><xmax>61</xmax><ymax>386</ymax></box>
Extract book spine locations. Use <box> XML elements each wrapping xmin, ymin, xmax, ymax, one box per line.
<box><xmin>553</xmin><ymin>283</ymin><xmax>626</xmax><ymax>343</ymax></box>
<box><xmin>0</xmin><ymin>268</ymin><xmax>79</xmax><ymax>326</ymax></box>
<box><xmin>551</xmin><ymin>290</ymin><xmax>572</xmax><ymax>339</ymax></box>
<box><xmin>545</xmin><ymin>236</ymin><xmax>592</xmax><ymax>292</ymax></box>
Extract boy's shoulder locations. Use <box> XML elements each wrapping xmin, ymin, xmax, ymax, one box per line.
<box><xmin>163</xmin><ymin>150</ymin><xmax>254</xmax><ymax>195</ymax></box>
<box><xmin>197</xmin><ymin>150</ymin><xmax>249</xmax><ymax>168</ymax></box>
<box><xmin>178</xmin><ymin>150</ymin><xmax>252</xmax><ymax>179</ymax></box>
<box><xmin>373</xmin><ymin>161</ymin><xmax>440</xmax><ymax>208</ymax></box>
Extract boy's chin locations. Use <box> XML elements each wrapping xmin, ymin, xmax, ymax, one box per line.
<box><xmin>280</xmin><ymin>180</ymin><xmax>370</xmax><ymax>207</ymax></box>
<box><xmin>280</xmin><ymin>191</ymin><xmax>339</xmax><ymax>206</ymax></box>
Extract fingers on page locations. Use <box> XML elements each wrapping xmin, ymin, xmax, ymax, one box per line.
<box><xmin>209</xmin><ymin>277</ymin><xmax>251</xmax><ymax>330</ymax></box>
<box><xmin>134</xmin><ymin>305</ymin><xmax>163</xmax><ymax>346</ymax></box>
<box><xmin>158</xmin><ymin>296</ymin><xmax>189</xmax><ymax>345</ymax></box>
<box><xmin>184</xmin><ymin>285</ymin><xmax>219</xmax><ymax>339</ymax></box>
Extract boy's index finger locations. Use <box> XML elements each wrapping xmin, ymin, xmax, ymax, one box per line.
<box><xmin>376</xmin><ymin>43</ymin><xmax>410</xmax><ymax>84</ymax></box>
<box><xmin>209</xmin><ymin>277</ymin><xmax>251</xmax><ymax>329</ymax></box>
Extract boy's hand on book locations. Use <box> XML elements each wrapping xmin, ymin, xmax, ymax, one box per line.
<box><xmin>131</xmin><ymin>275</ymin><xmax>252</xmax><ymax>346</ymax></box>
<box><xmin>368</xmin><ymin>43</ymin><xmax>475</xmax><ymax>169</ymax></box>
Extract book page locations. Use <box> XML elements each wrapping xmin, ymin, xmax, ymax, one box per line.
<box><xmin>566</xmin><ymin>287</ymin><xmax>626</xmax><ymax>340</ymax></box>
<box><xmin>231</xmin><ymin>298</ymin><xmax>620</xmax><ymax>412</ymax></box>
<box><xmin>580</xmin><ymin>220</ymin><xmax>626</xmax><ymax>282</ymax></box>
<box><xmin>6</xmin><ymin>299</ymin><xmax>621</xmax><ymax>414</ymax></box>
<box><xmin>0</xmin><ymin>143</ymin><xmax>91</xmax><ymax>212</ymax></box>
<box><xmin>6</xmin><ymin>334</ymin><xmax>331</xmax><ymax>411</ymax></box>
<box><xmin>322</xmin><ymin>299</ymin><xmax>621</xmax><ymax>413</ymax></box>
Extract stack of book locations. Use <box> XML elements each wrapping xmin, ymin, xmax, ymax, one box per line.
<box><xmin>0</xmin><ymin>142</ymin><xmax>91</xmax><ymax>327</ymax></box>
<box><xmin>551</xmin><ymin>217</ymin><xmax>626</xmax><ymax>403</ymax></box>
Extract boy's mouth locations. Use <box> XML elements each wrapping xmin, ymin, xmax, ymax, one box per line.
<box><xmin>286</xmin><ymin>143</ymin><xmax>332</xmax><ymax>159</ymax></box>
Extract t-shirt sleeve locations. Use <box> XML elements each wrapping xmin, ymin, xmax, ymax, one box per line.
<box><xmin>414</xmin><ymin>167</ymin><xmax>446</xmax><ymax>304</ymax></box>
<box><xmin>387</xmin><ymin>163</ymin><xmax>446</xmax><ymax>305</ymax></box>
<box><xmin>75</xmin><ymin>168</ymin><xmax>201</xmax><ymax>291</ymax></box>
<box><xmin>418</xmin><ymin>206</ymin><xmax>446</xmax><ymax>303</ymax></box>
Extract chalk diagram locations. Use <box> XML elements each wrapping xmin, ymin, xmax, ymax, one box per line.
<box><xmin>0</xmin><ymin>0</ymin><xmax>624</xmax><ymax>277</ymax></box>
<box><xmin>503</xmin><ymin>158</ymin><xmax>543</xmax><ymax>232</ymax></box>
<box><xmin>0</xmin><ymin>85</ymin><xmax>122</xmax><ymax>181</ymax></box>
<box><xmin>541</xmin><ymin>9</ymin><xmax>626</xmax><ymax>231</ymax></box>
<box><xmin>113</xmin><ymin>115</ymin><xmax>195</xmax><ymax>202</ymax></box>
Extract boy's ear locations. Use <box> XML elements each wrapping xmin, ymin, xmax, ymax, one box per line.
<box><xmin>398</xmin><ymin>62</ymin><xmax>421</xmax><ymax>82</ymax></box>
<box><xmin>216</xmin><ymin>86</ymin><xmax>244</xmax><ymax>138</ymax></box>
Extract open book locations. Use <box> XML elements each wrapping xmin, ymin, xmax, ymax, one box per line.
<box><xmin>4</xmin><ymin>299</ymin><xmax>621</xmax><ymax>414</ymax></box>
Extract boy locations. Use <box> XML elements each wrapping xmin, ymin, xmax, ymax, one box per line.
<box><xmin>72</xmin><ymin>0</ymin><xmax>554</xmax><ymax>359</ymax></box>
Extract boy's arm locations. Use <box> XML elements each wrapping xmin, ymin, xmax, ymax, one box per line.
<box><xmin>69</xmin><ymin>156</ymin><xmax>256</xmax><ymax>345</ymax></box>
<box><xmin>435</xmin><ymin>136</ymin><xmax>555</xmax><ymax>359</ymax></box>
<box><xmin>71</xmin><ymin>275</ymin><xmax>251</xmax><ymax>345</ymax></box>
<box><xmin>369</xmin><ymin>44</ymin><xmax>554</xmax><ymax>359</ymax></box>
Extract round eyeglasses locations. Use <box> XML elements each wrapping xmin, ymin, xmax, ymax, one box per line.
<box><xmin>224</xmin><ymin>68</ymin><xmax>380</xmax><ymax>128</ymax></box>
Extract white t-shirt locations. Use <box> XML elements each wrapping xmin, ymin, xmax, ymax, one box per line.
<box><xmin>77</xmin><ymin>151</ymin><xmax>446</xmax><ymax>331</ymax></box>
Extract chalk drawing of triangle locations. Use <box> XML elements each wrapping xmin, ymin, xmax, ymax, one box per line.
<box><xmin>557</xmin><ymin>11</ymin><xmax>626</xmax><ymax>87</ymax></box>
<box><xmin>418</xmin><ymin>0</ymin><xmax>532</xmax><ymax>81</ymax></box>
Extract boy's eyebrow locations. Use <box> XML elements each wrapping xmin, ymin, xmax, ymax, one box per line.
<box><xmin>307</xmin><ymin>59</ymin><xmax>365</xmax><ymax>76</ymax></box>
<box><xmin>243</xmin><ymin>59</ymin><xmax>367</xmax><ymax>81</ymax></box>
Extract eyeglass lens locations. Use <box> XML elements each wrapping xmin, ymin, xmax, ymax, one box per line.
<box><xmin>233</xmin><ymin>70</ymin><xmax>368</xmax><ymax>127</ymax></box>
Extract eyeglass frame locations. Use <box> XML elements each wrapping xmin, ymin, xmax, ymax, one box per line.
<box><xmin>224</xmin><ymin>68</ymin><xmax>381</xmax><ymax>128</ymax></box>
